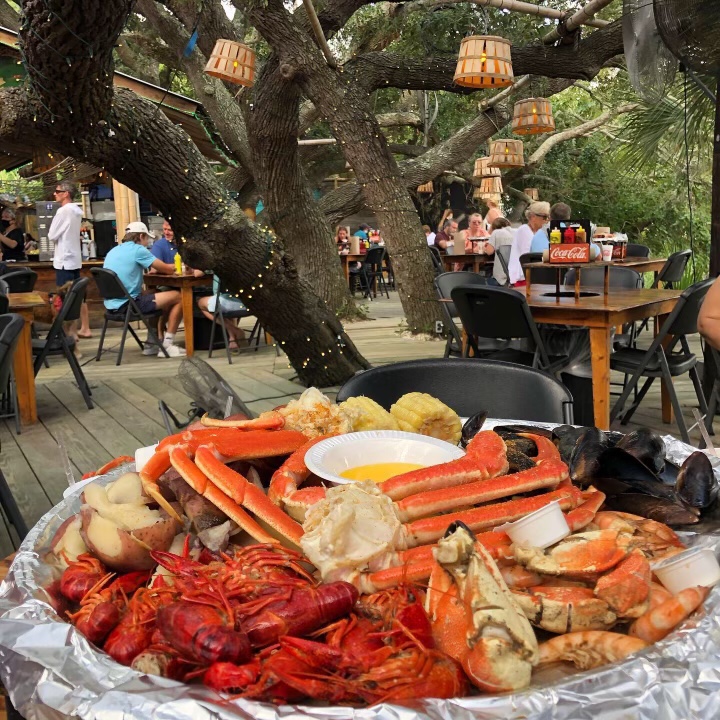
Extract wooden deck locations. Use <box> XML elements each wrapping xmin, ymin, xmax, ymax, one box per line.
<box><xmin>0</xmin><ymin>292</ymin><xmax>714</xmax><ymax>556</ymax></box>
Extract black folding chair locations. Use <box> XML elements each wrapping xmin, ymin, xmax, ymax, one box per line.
<box><xmin>0</xmin><ymin>269</ymin><xmax>37</xmax><ymax>293</ymax></box>
<box><xmin>0</xmin><ymin>313</ymin><xmax>23</xmax><ymax>435</ymax></box>
<box><xmin>32</xmin><ymin>278</ymin><xmax>93</xmax><ymax>410</ymax></box>
<box><xmin>359</xmin><ymin>247</ymin><xmax>390</xmax><ymax>299</ymax></box>
<box><xmin>626</xmin><ymin>243</ymin><xmax>650</xmax><ymax>258</ymax></box>
<box><xmin>428</xmin><ymin>246</ymin><xmax>444</xmax><ymax>276</ymax></box>
<box><xmin>337</xmin><ymin>358</ymin><xmax>574</xmax><ymax>423</ymax></box>
<box><xmin>495</xmin><ymin>244</ymin><xmax>512</xmax><ymax>286</ymax></box>
<box><xmin>434</xmin><ymin>271</ymin><xmax>502</xmax><ymax>358</ymax></box>
<box><xmin>207</xmin><ymin>288</ymin><xmax>268</xmax><ymax>364</ymax></box>
<box><xmin>610</xmin><ymin>279</ymin><xmax>715</xmax><ymax>443</ymax></box>
<box><xmin>91</xmin><ymin>268</ymin><xmax>169</xmax><ymax>364</ymax></box>
<box><xmin>520</xmin><ymin>252</ymin><xmax>560</xmax><ymax>285</ymax></box>
<box><xmin>564</xmin><ymin>266</ymin><xmax>643</xmax><ymax>290</ymax></box>
<box><xmin>451</xmin><ymin>284</ymin><xmax>567</xmax><ymax>374</ymax></box>
<box><xmin>0</xmin><ymin>468</ymin><xmax>29</xmax><ymax>547</ymax></box>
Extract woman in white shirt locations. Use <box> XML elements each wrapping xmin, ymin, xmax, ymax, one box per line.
<box><xmin>507</xmin><ymin>201</ymin><xmax>550</xmax><ymax>286</ymax></box>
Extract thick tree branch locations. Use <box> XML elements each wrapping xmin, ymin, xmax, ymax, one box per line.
<box><xmin>376</xmin><ymin>111</ymin><xmax>423</xmax><ymax>128</ymax></box>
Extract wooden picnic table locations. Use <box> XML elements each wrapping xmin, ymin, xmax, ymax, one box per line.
<box><xmin>518</xmin><ymin>284</ymin><xmax>684</xmax><ymax>430</ymax></box>
<box><xmin>8</xmin><ymin>292</ymin><xmax>46</xmax><ymax>425</ymax></box>
<box><xmin>441</xmin><ymin>253</ymin><xmax>490</xmax><ymax>275</ymax></box>
<box><xmin>143</xmin><ymin>273</ymin><xmax>212</xmax><ymax>357</ymax></box>
<box><xmin>338</xmin><ymin>253</ymin><xmax>365</xmax><ymax>284</ymax></box>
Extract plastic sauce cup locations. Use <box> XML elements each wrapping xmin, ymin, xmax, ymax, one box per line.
<box><xmin>652</xmin><ymin>547</ymin><xmax>720</xmax><ymax>595</ymax></box>
<box><xmin>135</xmin><ymin>443</ymin><xmax>159</xmax><ymax>473</ymax></box>
<box><xmin>498</xmin><ymin>500</ymin><xmax>570</xmax><ymax>549</ymax></box>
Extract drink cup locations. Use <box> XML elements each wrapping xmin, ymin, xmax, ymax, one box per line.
<box><xmin>601</xmin><ymin>244</ymin><xmax>613</xmax><ymax>262</ymax></box>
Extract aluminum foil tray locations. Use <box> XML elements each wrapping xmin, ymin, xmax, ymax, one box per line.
<box><xmin>2</xmin><ymin>422</ymin><xmax>720</xmax><ymax>719</ymax></box>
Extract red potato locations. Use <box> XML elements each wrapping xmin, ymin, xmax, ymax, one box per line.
<box><xmin>80</xmin><ymin>506</ymin><xmax>180</xmax><ymax>572</ymax></box>
<box><xmin>50</xmin><ymin>515</ymin><xmax>89</xmax><ymax>565</ymax></box>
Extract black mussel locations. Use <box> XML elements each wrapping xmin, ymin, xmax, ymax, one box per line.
<box><xmin>596</xmin><ymin>447</ymin><xmax>665</xmax><ymax>490</ymax></box>
<box><xmin>676</xmin><ymin>451</ymin><xmax>719</xmax><ymax>511</ymax></box>
<box><xmin>658</xmin><ymin>460</ymin><xmax>680</xmax><ymax>487</ymax></box>
<box><xmin>552</xmin><ymin>425</ymin><xmax>587</xmax><ymax>464</ymax></box>
<box><xmin>605</xmin><ymin>431</ymin><xmax>625</xmax><ymax>447</ymax></box>
<box><xmin>507</xmin><ymin>449</ymin><xmax>536</xmax><ymax>473</ymax></box>
<box><xmin>493</xmin><ymin>425</ymin><xmax>554</xmax><ymax>439</ymax></box>
<box><xmin>569</xmin><ymin>427</ymin><xmax>609</xmax><ymax>485</ymax></box>
<box><xmin>616</xmin><ymin>428</ymin><xmax>666</xmax><ymax>475</ymax></box>
<box><xmin>604</xmin><ymin>493</ymin><xmax>699</xmax><ymax>525</ymax></box>
<box><xmin>501</xmin><ymin>435</ymin><xmax>538</xmax><ymax>457</ymax></box>
<box><xmin>461</xmin><ymin>411</ymin><xmax>488</xmax><ymax>449</ymax></box>
<box><xmin>591</xmin><ymin>470</ymin><xmax>682</xmax><ymax>504</ymax></box>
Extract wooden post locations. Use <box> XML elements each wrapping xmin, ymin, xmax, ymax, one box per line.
<box><xmin>112</xmin><ymin>179</ymin><xmax>140</xmax><ymax>241</ymax></box>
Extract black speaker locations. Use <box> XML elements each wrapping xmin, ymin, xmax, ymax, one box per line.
<box><xmin>93</xmin><ymin>220</ymin><xmax>116</xmax><ymax>258</ymax></box>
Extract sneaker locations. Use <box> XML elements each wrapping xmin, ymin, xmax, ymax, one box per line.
<box><xmin>158</xmin><ymin>343</ymin><xmax>186</xmax><ymax>358</ymax></box>
<box><xmin>143</xmin><ymin>343</ymin><xmax>160</xmax><ymax>356</ymax></box>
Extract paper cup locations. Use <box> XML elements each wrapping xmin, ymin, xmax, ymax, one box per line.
<box><xmin>652</xmin><ymin>547</ymin><xmax>720</xmax><ymax>595</ymax></box>
<box><xmin>601</xmin><ymin>245</ymin><xmax>613</xmax><ymax>262</ymax></box>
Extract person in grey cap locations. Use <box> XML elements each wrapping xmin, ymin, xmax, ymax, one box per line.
<box><xmin>102</xmin><ymin>221</ymin><xmax>186</xmax><ymax>357</ymax></box>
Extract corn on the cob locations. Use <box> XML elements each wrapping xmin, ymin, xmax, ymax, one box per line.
<box><xmin>390</xmin><ymin>392</ymin><xmax>462</xmax><ymax>444</ymax></box>
<box><xmin>339</xmin><ymin>396</ymin><xmax>400</xmax><ymax>432</ymax></box>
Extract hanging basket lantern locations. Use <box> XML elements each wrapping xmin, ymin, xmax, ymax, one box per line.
<box><xmin>473</xmin><ymin>156</ymin><xmax>501</xmax><ymax>178</ymax></box>
<box><xmin>523</xmin><ymin>187</ymin><xmax>539</xmax><ymax>201</ymax></box>
<box><xmin>478</xmin><ymin>176</ymin><xmax>503</xmax><ymax>196</ymax></box>
<box><xmin>512</xmin><ymin>97</ymin><xmax>555</xmax><ymax>135</ymax></box>
<box><xmin>489</xmin><ymin>139</ymin><xmax>524</xmax><ymax>168</ymax></box>
<box><xmin>417</xmin><ymin>181</ymin><xmax>434</xmax><ymax>194</ymax></box>
<box><xmin>205</xmin><ymin>39</ymin><xmax>256</xmax><ymax>87</ymax></box>
<box><xmin>454</xmin><ymin>35</ymin><xmax>514</xmax><ymax>89</ymax></box>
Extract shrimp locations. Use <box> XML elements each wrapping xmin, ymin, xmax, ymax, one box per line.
<box><xmin>629</xmin><ymin>586</ymin><xmax>709</xmax><ymax>643</ymax></box>
<box><xmin>537</xmin><ymin>631</ymin><xmax>648</xmax><ymax>670</ymax></box>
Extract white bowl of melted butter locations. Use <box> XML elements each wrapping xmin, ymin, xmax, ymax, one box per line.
<box><xmin>305</xmin><ymin>430</ymin><xmax>465</xmax><ymax>485</ymax></box>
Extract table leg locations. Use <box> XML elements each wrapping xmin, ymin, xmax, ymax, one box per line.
<box><xmin>343</xmin><ymin>258</ymin><xmax>349</xmax><ymax>286</ymax></box>
<box><xmin>13</xmin><ymin>313</ymin><xmax>37</xmax><ymax>425</ymax></box>
<box><xmin>181</xmin><ymin>286</ymin><xmax>195</xmax><ymax>357</ymax></box>
<box><xmin>574</xmin><ymin>268</ymin><xmax>581</xmax><ymax>301</ymax></box>
<box><xmin>603</xmin><ymin>264</ymin><xmax>610</xmax><ymax>297</ymax></box>
<box><xmin>657</xmin><ymin>312</ymin><xmax>673</xmax><ymax>423</ymax></box>
<box><xmin>589</xmin><ymin>327</ymin><xmax>611</xmax><ymax>429</ymax></box>
<box><xmin>525</xmin><ymin>267</ymin><xmax>532</xmax><ymax>295</ymax></box>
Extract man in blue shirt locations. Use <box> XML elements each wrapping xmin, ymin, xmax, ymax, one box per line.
<box><xmin>150</xmin><ymin>219</ymin><xmax>178</xmax><ymax>264</ymax></box>
<box><xmin>353</xmin><ymin>223</ymin><xmax>370</xmax><ymax>240</ymax></box>
<box><xmin>103</xmin><ymin>221</ymin><xmax>186</xmax><ymax>357</ymax></box>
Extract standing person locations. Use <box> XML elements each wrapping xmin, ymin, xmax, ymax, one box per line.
<box><xmin>103</xmin><ymin>222</ymin><xmax>186</xmax><ymax>357</ymax></box>
<box><xmin>150</xmin><ymin>218</ymin><xmax>178</xmax><ymax>264</ymax></box>
<box><xmin>48</xmin><ymin>182</ymin><xmax>92</xmax><ymax>338</ymax></box>
<box><xmin>531</xmin><ymin>202</ymin><xmax>571</xmax><ymax>252</ymax></box>
<box><xmin>483</xmin><ymin>217</ymin><xmax>514</xmax><ymax>285</ymax></box>
<box><xmin>483</xmin><ymin>198</ymin><xmax>503</xmax><ymax>232</ymax></box>
<box><xmin>507</xmin><ymin>201</ymin><xmax>550</xmax><ymax>286</ymax></box>
<box><xmin>0</xmin><ymin>208</ymin><xmax>27</xmax><ymax>261</ymax></box>
<box><xmin>434</xmin><ymin>218</ymin><xmax>458</xmax><ymax>251</ymax></box>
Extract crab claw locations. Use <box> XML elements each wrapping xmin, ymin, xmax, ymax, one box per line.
<box><xmin>426</xmin><ymin>522</ymin><xmax>539</xmax><ymax>693</ymax></box>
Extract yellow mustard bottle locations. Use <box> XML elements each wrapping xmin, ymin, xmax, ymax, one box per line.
<box><xmin>174</xmin><ymin>252</ymin><xmax>182</xmax><ymax>274</ymax></box>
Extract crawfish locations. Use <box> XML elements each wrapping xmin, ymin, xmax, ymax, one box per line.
<box><xmin>156</xmin><ymin>599</ymin><xmax>252</xmax><ymax>665</ymax></box>
<box><xmin>68</xmin><ymin>570</ymin><xmax>151</xmax><ymax>645</ymax></box>
<box><xmin>104</xmin><ymin>588</ymin><xmax>159</xmax><ymax>666</ymax></box>
<box><xmin>238</xmin><ymin>581</ymin><xmax>359</xmax><ymax>648</ymax></box>
<box><xmin>59</xmin><ymin>553</ymin><xmax>111</xmax><ymax>603</ymax></box>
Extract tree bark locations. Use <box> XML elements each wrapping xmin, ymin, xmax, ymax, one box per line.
<box><xmin>10</xmin><ymin>0</ymin><xmax>369</xmax><ymax>385</ymax></box>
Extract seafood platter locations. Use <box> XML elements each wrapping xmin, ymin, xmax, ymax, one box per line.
<box><xmin>2</xmin><ymin>388</ymin><xmax>720</xmax><ymax>719</ymax></box>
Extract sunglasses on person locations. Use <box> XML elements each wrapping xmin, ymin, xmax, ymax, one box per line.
<box><xmin>533</xmin><ymin>213</ymin><xmax>549</xmax><ymax>220</ymax></box>
<box><xmin>54</xmin><ymin>189</ymin><xmax>68</xmax><ymax>195</ymax></box>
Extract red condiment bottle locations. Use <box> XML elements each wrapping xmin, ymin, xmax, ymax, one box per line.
<box><xmin>563</xmin><ymin>226</ymin><xmax>576</xmax><ymax>244</ymax></box>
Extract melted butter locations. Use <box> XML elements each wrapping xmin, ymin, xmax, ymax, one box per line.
<box><xmin>340</xmin><ymin>462</ymin><xmax>425</xmax><ymax>483</ymax></box>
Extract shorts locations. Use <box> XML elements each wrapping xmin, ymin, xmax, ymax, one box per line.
<box><xmin>206</xmin><ymin>294</ymin><xmax>246</xmax><ymax>314</ymax></box>
<box><xmin>134</xmin><ymin>293</ymin><xmax>157</xmax><ymax>314</ymax></box>
<box><xmin>55</xmin><ymin>268</ymin><xmax>80</xmax><ymax>285</ymax></box>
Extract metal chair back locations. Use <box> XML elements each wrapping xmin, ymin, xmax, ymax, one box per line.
<box><xmin>337</xmin><ymin>358</ymin><xmax>573</xmax><ymax>423</ymax></box>
<box><xmin>0</xmin><ymin>269</ymin><xmax>37</xmax><ymax>293</ymax></box>
<box><xmin>626</xmin><ymin>243</ymin><xmax>650</xmax><ymax>258</ymax></box>
<box><xmin>0</xmin><ymin>313</ymin><xmax>23</xmax><ymax>394</ymax></box>
<box><xmin>655</xmin><ymin>250</ymin><xmax>692</xmax><ymax>288</ymax></box>
<box><xmin>495</xmin><ymin>244</ymin><xmax>512</xmax><ymax>285</ymax></box>
<box><xmin>564</xmin><ymin>266</ymin><xmax>643</xmax><ymax>289</ymax></box>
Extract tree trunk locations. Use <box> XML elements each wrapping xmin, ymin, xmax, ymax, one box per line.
<box><xmin>246</xmin><ymin>57</ymin><xmax>358</xmax><ymax>317</ymax></box>
<box><xmin>11</xmin><ymin>0</ymin><xmax>369</xmax><ymax>386</ymax></box>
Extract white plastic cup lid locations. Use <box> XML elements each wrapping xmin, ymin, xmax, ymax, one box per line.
<box><xmin>498</xmin><ymin>500</ymin><xmax>570</xmax><ymax>549</ymax></box>
<box><xmin>135</xmin><ymin>444</ymin><xmax>159</xmax><ymax>473</ymax></box>
<box><xmin>652</xmin><ymin>546</ymin><xmax>720</xmax><ymax>596</ymax></box>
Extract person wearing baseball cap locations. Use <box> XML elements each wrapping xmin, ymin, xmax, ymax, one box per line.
<box><xmin>102</xmin><ymin>222</ymin><xmax>186</xmax><ymax>357</ymax></box>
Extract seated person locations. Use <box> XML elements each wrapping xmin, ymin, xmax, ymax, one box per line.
<box><xmin>435</xmin><ymin>218</ymin><xmax>458</xmax><ymax>251</ymax></box>
<box><xmin>483</xmin><ymin>217</ymin><xmax>514</xmax><ymax>285</ymax></box>
<box><xmin>699</xmin><ymin>276</ymin><xmax>720</xmax><ymax>350</ymax></box>
<box><xmin>335</xmin><ymin>226</ymin><xmax>350</xmax><ymax>252</ymax></box>
<box><xmin>0</xmin><ymin>208</ymin><xmax>27</xmax><ymax>261</ymax></box>
<box><xmin>423</xmin><ymin>225</ymin><xmax>436</xmax><ymax>246</ymax></box>
<box><xmin>103</xmin><ymin>221</ymin><xmax>185</xmax><ymax>357</ymax></box>
<box><xmin>197</xmin><ymin>275</ymin><xmax>247</xmax><ymax>352</ymax></box>
<box><xmin>531</xmin><ymin>202</ymin><xmax>571</xmax><ymax>252</ymax></box>
<box><xmin>150</xmin><ymin>218</ymin><xmax>178</xmax><ymax>263</ymax></box>
<box><xmin>461</xmin><ymin>213</ymin><xmax>489</xmax><ymax>252</ymax></box>
<box><xmin>508</xmin><ymin>201</ymin><xmax>550</xmax><ymax>285</ymax></box>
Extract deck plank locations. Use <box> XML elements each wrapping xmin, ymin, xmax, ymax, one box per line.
<box><xmin>0</xmin><ymin>419</ymin><xmax>68</xmax><ymax>513</ymax></box>
<box><xmin>133</xmin><ymin>377</ymin><xmax>192</xmax><ymax>422</ymax></box>
<box><xmin>35</xmin><ymin>385</ymin><xmax>112</xmax><ymax>476</ymax></box>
